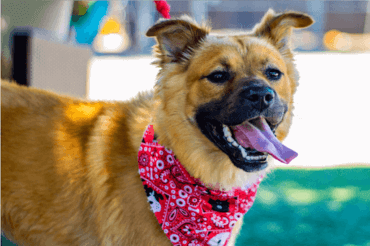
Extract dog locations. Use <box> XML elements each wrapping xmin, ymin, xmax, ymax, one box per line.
<box><xmin>1</xmin><ymin>9</ymin><xmax>313</xmax><ymax>246</ymax></box>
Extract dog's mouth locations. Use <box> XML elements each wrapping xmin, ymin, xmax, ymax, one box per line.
<box><xmin>197</xmin><ymin>117</ymin><xmax>297</xmax><ymax>172</ymax></box>
<box><xmin>198</xmin><ymin>118</ymin><xmax>271</xmax><ymax>172</ymax></box>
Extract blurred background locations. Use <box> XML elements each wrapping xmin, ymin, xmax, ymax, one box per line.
<box><xmin>1</xmin><ymin>1</ymin><xmax>370</xmax><ymax>246</ymax></box>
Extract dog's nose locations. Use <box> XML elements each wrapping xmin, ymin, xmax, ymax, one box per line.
<box><xmin>243</xmin><ymin>86</ymin><xmax>275</xmax><ymax>111</ymax></box>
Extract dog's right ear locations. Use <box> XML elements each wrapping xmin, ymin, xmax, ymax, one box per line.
<box><xmin>253</xmin><ymin>9</ymin><xmax>314</xmax><ymax>56</ymax></box>
<box><xmin>146</xmin><ymin>16</ymin><xmax>210</xmax><ymax>64</ymax></box>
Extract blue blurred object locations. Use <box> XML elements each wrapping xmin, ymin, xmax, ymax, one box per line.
<box><xmin>70</xmin><ymin>1</ymin><xmax>108</xmax><ymax>45</ymax></box>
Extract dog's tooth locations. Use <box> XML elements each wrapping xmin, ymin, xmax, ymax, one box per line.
<box><xmin>223</xmin><ymin>125</ymin><xmax>231</xmax><ymax>137</ymax></box>
<box><xmin>240</xmin><ymin>147</ymin><xmax>248</xmax><ymax>158</ymax></box>
<box><xmin>241</xmin><ymin>151</ymin><xmax>247</xmax><ymax>158</ymax></box>
<box><xmin>227</xmin><ymin>136</ymin><xmax>233</xmax><ymax>143</ymax></box>
<box><xmin>253</xmin><ymin>155</ymin><xmax>267</xmax><ymax>160</ymax></box>
<box><xmin>231</xmin><ymin>141</ymin><xmax>238</xmax><ymax>147</ymax></box>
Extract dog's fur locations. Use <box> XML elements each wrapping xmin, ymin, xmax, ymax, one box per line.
<box><xmin>1</xmin><ymin>10</ymin><xmax>313</xmax><ymax>246</ymax></box>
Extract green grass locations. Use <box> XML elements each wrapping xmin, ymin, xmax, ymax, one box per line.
<box><xmin>236</xmin><ymin>167</ymin><xmax>370</xmax><ymax>246</ymax></box>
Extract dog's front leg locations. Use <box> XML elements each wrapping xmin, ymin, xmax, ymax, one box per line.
<box><xmin>227</xmin><ymin>216</ymin><xmax>244</xmax><ymax>246</ymax></box>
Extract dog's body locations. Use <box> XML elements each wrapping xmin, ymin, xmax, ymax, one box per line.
<box><xmin>1</xmin><ymin>10</ymin><xmax>313</xmax><ymax>246</ymax></box>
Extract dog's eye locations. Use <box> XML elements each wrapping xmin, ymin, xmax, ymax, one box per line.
<box><xmin>206</xmin><ymin>71</ymin><xmax>230</xmax><ymax>84</ymax></box>
<box><xmin>266</xmin><ymin>68</ymin><xmax>282</xmax><ymax>81</ymax></box>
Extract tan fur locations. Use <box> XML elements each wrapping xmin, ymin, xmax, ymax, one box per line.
<box><xmin>1</xmin><ymin>10</ymin><xmax>313</xmax><ymax>246</ymax></box>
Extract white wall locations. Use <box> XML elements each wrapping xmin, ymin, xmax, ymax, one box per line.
<box><xmin>88</xmin><ymin>53</ymin><xmax>370</xmax><ymax>167</ymax></box>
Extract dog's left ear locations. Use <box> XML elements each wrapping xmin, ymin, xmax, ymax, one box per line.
<box><xmin>146</xmin><ymin>16</ymin><xmax>210</xmax><ymax>64</ymax></box>
<box><xmin>253</xmin><ymin>9</ymin><xmax>314</xmax><ymax>55</ymax></box>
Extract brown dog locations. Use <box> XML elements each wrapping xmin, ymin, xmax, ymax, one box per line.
<box><xmin>1</xmin><ymin>9</ymin><xmax>313</xmax><ymax>246</ymax></box>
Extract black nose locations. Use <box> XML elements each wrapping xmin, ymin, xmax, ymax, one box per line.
<box><xmin>243</xmin><ymin>86</ymin><xmax>275</xmax><ymax>111</ymax></box>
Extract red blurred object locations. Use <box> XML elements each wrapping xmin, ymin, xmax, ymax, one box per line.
<box><xmin>154</xmin><ymin>0</ymin><xmax>171</xmax><ymax>19</ymax></box>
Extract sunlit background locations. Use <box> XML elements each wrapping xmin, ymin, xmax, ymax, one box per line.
<box><xmin>2</xmin><ymin>1</ymin><xmax>370</xmax><ymax>245</ymax></box>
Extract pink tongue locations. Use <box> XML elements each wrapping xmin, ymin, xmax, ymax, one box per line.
<box><xmin>233</xmin><ymin>117</ymin><xmax>298</xmax><ymax>164</ymax></box>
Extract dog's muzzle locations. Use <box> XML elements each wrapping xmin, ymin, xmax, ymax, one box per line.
<box><xmin>195</xmin><ymin>82</ymin><xmax>297</xmax><ymax>172</ymax></box>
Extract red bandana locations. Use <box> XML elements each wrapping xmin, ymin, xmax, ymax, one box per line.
<box><xmin>138</xmin><ymin>125</ymin><xmax>262</xmax><ymax>246</ymax></box>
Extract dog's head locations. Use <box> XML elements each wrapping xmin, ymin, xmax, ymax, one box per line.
<box><xmin>147</xmin><ymin>10</ymin><xmax>313</xmax><ymax>190</ymax></box>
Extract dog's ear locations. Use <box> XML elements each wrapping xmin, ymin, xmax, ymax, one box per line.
<box><xmin>146</xmin><ymin>16</ymin><xmax>210</xmax><ymax>64</ymax></box>
<box><xmin>253</xmin><ymin>9</ymin><xmax>314</xmax><ymax>55</ymax></box>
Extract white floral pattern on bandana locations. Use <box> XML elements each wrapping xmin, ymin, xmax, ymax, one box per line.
<box><xmin>138</xmin><ymin>125</ymin><xmax>262</xmax><ymax>246</ymax></box>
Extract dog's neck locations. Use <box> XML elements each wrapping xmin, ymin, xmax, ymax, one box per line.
<box><xmin>138</xmin><ymin>124</ymin><xmax>262</xmax><ymax>246</ymax></box>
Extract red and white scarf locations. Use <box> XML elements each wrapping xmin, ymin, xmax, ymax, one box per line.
<box><xmin>138</xmin><ymin>125</ymin><xmax>262</xmax><ymax>246</ymax></box>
